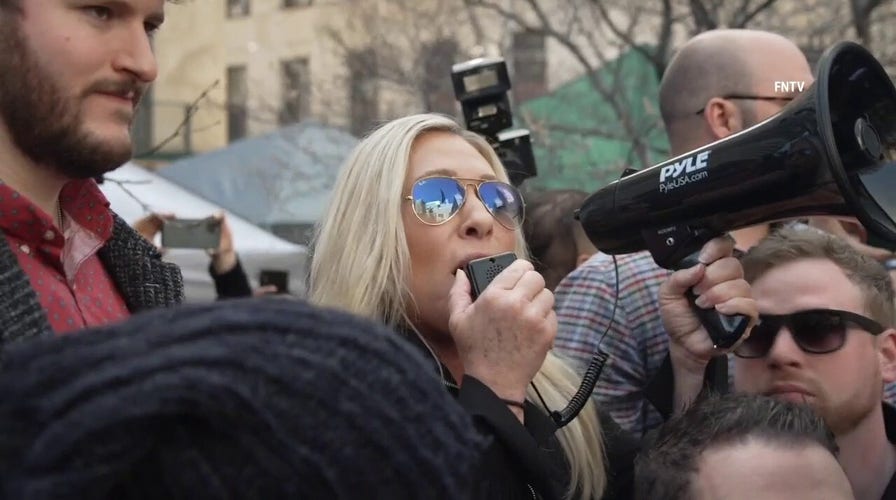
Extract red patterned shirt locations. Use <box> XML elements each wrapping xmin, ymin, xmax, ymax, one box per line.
<box><xmin>0</xmin><ymin>179</ymin><xmax>130</xmax><ymax>334</ymax></box>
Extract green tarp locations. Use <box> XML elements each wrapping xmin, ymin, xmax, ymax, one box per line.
<box><xmin>519</xmin><ymin>48</ymin><xmax>670</xmax><ymax>193</ymax></box>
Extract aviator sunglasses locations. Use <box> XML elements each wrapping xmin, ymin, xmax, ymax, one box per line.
<box><xmin>733</xmin><ymin>308</ymin><xmax>885</xmax><ymax>359</ymax></box>
<box><xmin>405</xmin><ymin>176</ymin><xmax>525</xmax><ymax>230</ymax></box>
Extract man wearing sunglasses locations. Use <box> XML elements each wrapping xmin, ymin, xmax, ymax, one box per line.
<box><xmin>553</xmin><ymin>28</ymin><xmax>812</xmax><ymax>438</ymax></box>
<box><xmin>658</xmin><ymin>227</ymin><xmax>896</xmax><ymax>500</ymax></box>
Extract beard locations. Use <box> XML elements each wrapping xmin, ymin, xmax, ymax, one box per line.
<box><xmin>744</xmin><ymin>367</ymin><xmax>880</xmax><ymax>436</ymax></box>
<box><xmin>0</xmin><ymin>15</ymin><xmax>138</xmax><ymax>179</ymax></box>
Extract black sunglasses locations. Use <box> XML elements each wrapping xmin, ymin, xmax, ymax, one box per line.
<box><xmin>734</xmin><ymin>308</ymin><xmax>885</xmax><ymax>359</ymax></box>
<box><xmin>404</xmin><ymin>176</ymin><xmax>525</xmax><ymax>230</ymax></box>
<box><xmin>695</xmin><ymin>94</ymin><xmax>795</xmax><ymax>115</ymax></box>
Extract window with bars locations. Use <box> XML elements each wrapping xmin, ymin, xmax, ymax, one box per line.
<box><xmin>347</xmin><ymin>48</ymin><xmax>378</xmax><ymax>137</ymax></box>
<box><xmin>226</xmin><ymin>65</ymin><xmax>248</xmax><ymax>142</ymax></box>
<box><xmin>226</xmin><ymin>0</ymin><xmax>250</xmax><ymax>18</ymax></box>
<box><xmin>283</xmin><ymin>0</ymin><xmax>313</xmax><ymax>8</ymax></box>
<box><xmin>279</xmin><ymin>57</ymin><xmax>311</xmax><ymax>125</ymax></box>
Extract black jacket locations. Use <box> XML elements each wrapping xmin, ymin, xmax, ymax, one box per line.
<box><xmin>0</xmin><ymin>214</ymin><xmax>184</xmax><ymax>351</ymax></box>
<box><xmin>404</xmin><ymin>332</ymin><xmax>635</xmax><ymax>499</ymax></box>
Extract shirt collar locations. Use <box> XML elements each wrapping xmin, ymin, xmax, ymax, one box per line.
<box><xmin>0</xmin><ymin>178</ymin><xmax>113</xmax><ymax>247</ymax></box>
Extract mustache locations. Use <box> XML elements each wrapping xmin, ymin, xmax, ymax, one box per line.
<box><xmin>84</xmin><ymin>80</ymin><xmax>146</xmax><ymax>105</ymax></box>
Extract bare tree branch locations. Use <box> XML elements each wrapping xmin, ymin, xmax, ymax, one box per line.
<box><xmin>850</xmin><ymin>0</ymin><xmax>889</xmax><ymax>46</ymax></box>
<box><xmin>102</xmin><ymin>178</ymin><xmax>154</xmax><ymax>213</ymax></box>
<box><xmin>689</xmin><ymin>0</ymin><xmax>718</xmax><ymax>32</ymax></box>
<box><xmin>733</xmin><ymin>0</ymin><xmax>779</xmax><ymax>27</ymax></box>
<box><xmin>469</xmin><ymin>0</ymin><xmax>655</xmax><ymax>166</ymax></box>
<box><xmin>136</xmin><ymin>79</ymin><xmax>219</xmax><ymax>157</ymax></box>
<box><xmin>655</xmin><ymin>0</ymin><xmax>674</xmax><ymax>77</ymax></box>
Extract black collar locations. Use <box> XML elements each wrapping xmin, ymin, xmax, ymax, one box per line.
<box><xmin>885</xmin><ymin>403</ymin><xmax>896</xmax><ymax>444</ymax></box>
<box><xmin>880</xmin><ymin>403</ymin><xmax>896</xmax><ymax>499</ymax></box>
<box><xmin>398</xmin><ymin>328</ymin><xmax>458</xmax><ymax>387</ymax></box>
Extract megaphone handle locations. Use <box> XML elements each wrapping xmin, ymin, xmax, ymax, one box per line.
<box><xmin>677</xmin><ymin>253</ymin><xmax>751</xmax><ymax>350</ymax></box>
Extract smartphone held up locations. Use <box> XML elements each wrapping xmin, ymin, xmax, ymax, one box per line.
<box><xmin>161</xmin><ymin>217</ymin><xmax>223</xmax><ymax>251</ymax></box>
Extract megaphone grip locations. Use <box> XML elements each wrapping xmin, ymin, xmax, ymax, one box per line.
<box><xmin>677</xmin><ymin>253</ymin><xmax>751</xmax><ymax>350</ymax></box>
<box><xmin>685</xmin><ymin>289</ymin><xmax>751</xmax><ymax>349</ymax></box>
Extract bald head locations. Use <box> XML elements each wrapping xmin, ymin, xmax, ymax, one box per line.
<box><xmin>660</xmin><ymin>30</ymin><xmax>812</xmax><ymax>153</ymax></box>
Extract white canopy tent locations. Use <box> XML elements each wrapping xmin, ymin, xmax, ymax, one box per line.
<box><xmin>101</xmin><ymin>162</ymin><xmax>308</xmax><ymax>302</ymax></box>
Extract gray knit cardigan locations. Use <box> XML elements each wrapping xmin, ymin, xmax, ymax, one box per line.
<box><xmin>0</xmin><ymin>213</ymin><xmax>184</xmax><ymax>350</ymax></box>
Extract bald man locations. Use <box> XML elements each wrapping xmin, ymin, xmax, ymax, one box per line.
<box><xmin>553</xmin><ymin>29</ymin><xmax>815</xmax><ymax>437</ymax></box>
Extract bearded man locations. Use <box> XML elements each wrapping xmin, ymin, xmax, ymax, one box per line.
<box><xmin>0</xmin><ymin>0</ymin><xmax>182</xmax><ymax>348</ymax></box>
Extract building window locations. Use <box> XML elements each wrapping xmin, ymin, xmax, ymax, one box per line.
<box><xmin>283</xmin><ymin>0</ymin><xmax>312</xmax><ymax>8</ymax></box>
<box><xmin>226</xmin><ymin>65</ymin><xmax>248</xmax><ymax>142</ymax></box>
<box><xmin>347</xmin><ymin>48</ymin><xmax>378</xmax><ymax>137</ymax></box>
<box><xmin>279</xmin><ymin>57</ymin><xmax>311</xmax><ymax>125</ymax></box>
<box><xmin>420</xmin><ymin>38</ymin><xmax>458</xmax><ymax>115</ymax></box>
<box><xmin>227</xmin><ymin>0</ymin><xmax>250</xmax><ymax>18</ymax></box>
<box><xmin>511</xmin><ymin>30</ymin><xmax>546</xmax><ymax>102</ymax></box>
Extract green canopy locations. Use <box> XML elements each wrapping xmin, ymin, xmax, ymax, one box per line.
<box><xmin>519</xmin><ymin>48</ymin><xmax>670</xmax><ymax>193</ymax></box>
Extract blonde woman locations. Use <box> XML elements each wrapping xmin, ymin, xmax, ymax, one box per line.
<box><xmin>311</xmin><ymin>114</ymin><xmax>633</xmax><ymax>499</ymax></box>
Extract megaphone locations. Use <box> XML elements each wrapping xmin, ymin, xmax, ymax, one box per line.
<box><xmin>578</xmin><ymin>41</ymin><xmax>896</xmax><ymax>349</ymax></box>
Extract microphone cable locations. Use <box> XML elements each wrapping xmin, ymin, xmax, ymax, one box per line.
<box><xmin>531</xmin><ymin>254</ymin><xmax>619</xmax><ymax>429</ymax></box>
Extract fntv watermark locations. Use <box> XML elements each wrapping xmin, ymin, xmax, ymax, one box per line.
<box><xmin>774</xmin><ymin>81</ymin><xmax>806</xmax><ymax>92</ymax></box>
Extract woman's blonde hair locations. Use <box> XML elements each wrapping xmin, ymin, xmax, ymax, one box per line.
<box><xmin>309</xmin><ymin>113</ymin><xmax>605</xmax><ymax>499</ymax></box>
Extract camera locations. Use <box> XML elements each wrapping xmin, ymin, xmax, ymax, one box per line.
<box><xmin>451</xmin><ymin>57</ymin><xmax>537</xmax><ymax>186</ymax></box>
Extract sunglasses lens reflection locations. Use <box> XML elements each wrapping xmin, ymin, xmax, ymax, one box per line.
<box><xmin>410</xmin><ymin>178</ymin><xmax>465</xmax><ymax>224</ymax></box>
<box><xmin>478</xmin><ymin>181</ymin><xmax>524</xmax><ymax>228</ymax></box>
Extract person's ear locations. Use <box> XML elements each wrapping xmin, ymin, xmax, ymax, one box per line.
<box><xmin>702</xmin><ymin>97</ymin><xmax>745</xmax><ymax>139</ymax></box>
<box><xmin>838</xmin><ymin>217</ymin><xmax>869</xmax><ymax>242</ymax></box>
<box><xmin>878</xmin><ymin>329</ymin><xmax>896</xmax><ymax>384</ymax></box>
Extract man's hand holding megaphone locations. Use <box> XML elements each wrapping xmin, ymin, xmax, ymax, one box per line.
<box><xmin>658</xmin><ymin>235</ymin><xmax>759</xmax><ymax>413</ymax></box>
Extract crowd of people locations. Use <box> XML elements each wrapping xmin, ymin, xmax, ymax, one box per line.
<box><xmin>0</xmin><ymin>0</ymin><xmax>895</xmax><ymax>499</ymax></box>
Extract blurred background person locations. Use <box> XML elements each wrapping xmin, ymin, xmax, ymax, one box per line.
<box><xmin>132</xmin><ymin>211</ymin><xmax>278</xmax><ymax>298</ymax></box>
<box><xmin>523</xmin><ymin>189</ymin><xmax>598</xmax><ymax>291</ymax></box>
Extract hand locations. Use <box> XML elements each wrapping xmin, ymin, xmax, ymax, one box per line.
<box><xmin>253</xmin><ymin>285</ymin><xmax>280</xmax><ymax>297</ymax></box>
<box><xmin>447</xmin><ymin>259</ymin><xmax>556</xmax><ymax>406</ymax></box>
<box><xmin>659</xmin><ymin>236</ymin><xmax>758</xmax><ymax>375</ymax></box>
<box><xmin>208</xmin><ymin>212</ymin><xmax>237</xmax><ymax>275</ymax></box>
<box><xmin>132</xmin><ymin>212</ymin><xmax>175</xmax><ymax>252</ymax></box>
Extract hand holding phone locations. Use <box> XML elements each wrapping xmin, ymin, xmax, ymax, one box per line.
<box><xmin>259</xmin><ymin>269</ymin><xmax>290</xmax><ymax>294</ymax></box>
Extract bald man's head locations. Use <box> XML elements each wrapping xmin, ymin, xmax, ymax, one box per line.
<box><xmin>660</xmin><ymin>30</ymin><xmax>813</xmax><ymax>153</ymax></box>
